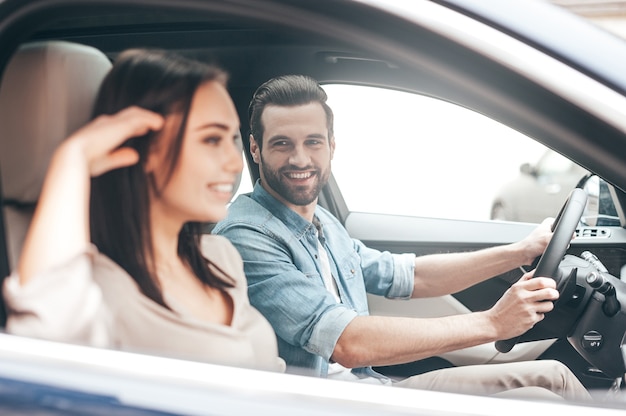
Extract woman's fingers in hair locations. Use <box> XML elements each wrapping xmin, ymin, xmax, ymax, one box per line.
<box><xmin>90</xmin><ymin>147</ymin><xmax>140</xmax><ymax>177</ymax></box>
<box><xmin>68</xmin><ymin>106</ymin><xmax>164</xmax><ymax>176</ymax></box>
<box><xmin>109</xmin><ymin>106</ymin><xmax>165</xmax><ymax>139</ymax></box>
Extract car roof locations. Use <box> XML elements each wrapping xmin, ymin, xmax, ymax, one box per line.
<box><xmin>0</xmin><ymin>1</ymin><xmax>624</xmax><ymax>201</ymax></box>
<box><xmin>438</xmin><ymin>0</ymin><xmax>626</xmax><ymax>94</ymax></box>
<box><xmin>0</xmin><ymin>0</ymin><xmax>625</xmax><ymax>222</ymax></box>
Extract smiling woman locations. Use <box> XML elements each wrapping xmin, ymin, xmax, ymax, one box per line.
<box><xmin>2</xmin><ymin>45</ymin><xmax>284</xmax><ymax>372</ymax></box>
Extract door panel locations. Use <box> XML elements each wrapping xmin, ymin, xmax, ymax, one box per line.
<box><xmin>346</xmin><ymin>212</ymin><xmax>554</xmax><ymax>366</ymax></box>
<box><xmin>344</xmin><ymin>209</ymin><xmax>626</xmax><ymax>388</ymax></box>
<box><xmin>367</xmin><ymin>293</ymin><xmax>556</xmax><ymax>366</ymax></box>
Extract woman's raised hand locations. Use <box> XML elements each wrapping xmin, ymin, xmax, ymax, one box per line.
<box><xmin>17</xmin><ymin>107</ymin><xmax>164</xmax><ymax>283</ymax></box>
<box><xmin>65</xmin><ymin>106</ymin><xmax>164</xmax><ymax>177</ymax></box>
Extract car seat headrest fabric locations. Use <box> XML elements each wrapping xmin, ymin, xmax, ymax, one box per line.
<box><xmin>0</xmin><ymin>41</ymin><xmax>112</xmax><ymax>204</ymax></box>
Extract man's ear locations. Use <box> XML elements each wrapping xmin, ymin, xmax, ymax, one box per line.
<box><xmin>330</xmin><ymin>136</ymin><xmax>336</xmax><ymax>160</ymax></box>
<box><xmin>250</xmin><ymin>134</ymin><xmax>260</xmax><ymax>164</ymax></box>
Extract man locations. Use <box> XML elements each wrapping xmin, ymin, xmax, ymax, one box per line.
<box><xmin>213</xmin><ymin>75</ymin><xmax>590</xmax><ymax>400</ymax></box>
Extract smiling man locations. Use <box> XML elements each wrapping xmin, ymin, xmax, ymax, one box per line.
<box><xmin>250</xmin><ymin>100</ymin><xmax>333</xmax><ymax>214</ymax></box>
<box><xmin>213</xmin><ymin>75</ymin><xmax>590</xmax><ymax>401</ymax></box>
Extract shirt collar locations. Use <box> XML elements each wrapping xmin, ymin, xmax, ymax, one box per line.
<box><xmin>251</xmin><ymin>180</ymin><xmax>316</xmax><ymax>238</ymax></box>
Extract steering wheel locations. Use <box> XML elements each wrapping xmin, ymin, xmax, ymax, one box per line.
<box><xmin>495</xmin><ymin>188</ymin><xmax>588</xmax><ymax>353</ymax></box>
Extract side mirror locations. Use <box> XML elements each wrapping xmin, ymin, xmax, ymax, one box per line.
<box><xmin>520</xmin><ymin>162</ymin><xmax>536</xmax><ymax>176</ymax></box>
<box><xmin>581</xmin><ymin>175</ymin><xmax>620</xmax><ymax>226</ymax></box>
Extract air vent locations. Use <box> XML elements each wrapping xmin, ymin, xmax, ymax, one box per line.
<box><xmin>576</xmin><ymin>228</ymin><xmax>611</xmax><ymax>238</ymax></box>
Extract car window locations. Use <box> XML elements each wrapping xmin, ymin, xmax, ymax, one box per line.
<box><xmin>232</xmin><ymin>153</ymin><xmax>254</xmax><ymax>202</ymax></box>
<box><xmin>536</xmin><ymin>151</ymin><xmax>578</xmax><ymax>176</ymax></box>
<box><xmin>323</xmin><ymin>84</ymin><xmax>588</xmax><ymax>223</ymax></box>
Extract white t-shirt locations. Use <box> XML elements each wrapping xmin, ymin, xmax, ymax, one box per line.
<box><xmin>313</xmin><ymin>221</ymin><xmax>387</xmax><ymax>385</ymax></box>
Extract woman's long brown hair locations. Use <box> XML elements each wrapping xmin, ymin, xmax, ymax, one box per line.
<box><xmin>90</xmin><ymin>49</ymin><xmax>232</xmax><ymax>307</ymax></box>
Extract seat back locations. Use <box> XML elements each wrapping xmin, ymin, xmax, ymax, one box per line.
<box><xmin>0</xmin><ymin>41</ymin><xmax>112</xmax><ymax>324</ymax></box>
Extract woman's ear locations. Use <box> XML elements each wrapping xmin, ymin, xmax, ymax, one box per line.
<box><xmin>144</xmin><ymin>116</ymin><xmax>173</xmax><ymax>174</ymax></box>
<box><xmin>144</xmin><ymin>143</ymin><xmax>158</xmax><ymax>173</ymax></box>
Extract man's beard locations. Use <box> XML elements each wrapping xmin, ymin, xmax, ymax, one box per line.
<box><xmin>260</xmin><ymin>159</ymin><xmax>330</xmax><ymax>207</ymax></box>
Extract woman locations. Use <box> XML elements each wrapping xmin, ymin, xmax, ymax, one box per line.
<box><xmin>3</xmin><ymin>49</ymin><xmax>284</xmax><ymax>372</ymax></box>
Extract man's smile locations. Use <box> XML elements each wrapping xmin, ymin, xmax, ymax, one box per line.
<box><xmin>284</xmin><ymin>171</ymin><xmax>315</xmax><ymax>180</ymax></box>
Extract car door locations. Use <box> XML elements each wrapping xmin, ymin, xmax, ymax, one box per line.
<box><xmin>320</xmin><ymin>83</ymin><xmax>560</xmax><ymax>373</ymax></box>
<box><xmin>315</xmin><ymin>80</ymin><xmax>623</xmax><ymax>389</ymax></box>
<box><xmin>302</xmin><ymin>1</ymin><xmax>626</xmax><ymax>390</ymax></box>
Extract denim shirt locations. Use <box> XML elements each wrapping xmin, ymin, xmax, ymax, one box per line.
<box><xmin>213</xmin><ymin>182</ymin><xmax>415</xmax><ymax>378</ymax></box>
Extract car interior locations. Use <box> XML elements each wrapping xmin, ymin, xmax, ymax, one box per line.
<box><xmin>2</xmin><ymin>1</ymin><xmax>626</xmax><ymax>399</ymax></box>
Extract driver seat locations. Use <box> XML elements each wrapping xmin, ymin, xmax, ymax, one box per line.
<box><xmin>0</xmin><ymin>41</ymin><xmax>112</xmax><ymax>325</ymax></box>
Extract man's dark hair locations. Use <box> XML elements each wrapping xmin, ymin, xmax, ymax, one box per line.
<box><xmin>248</xmin><ymin>74</ymin><xmax>334</xmax><ymax>149</ymax></box>
<box><xmin>90</xmin><ymin>49</ymin><xmax>232</xmax><ymax>307</ymax></box>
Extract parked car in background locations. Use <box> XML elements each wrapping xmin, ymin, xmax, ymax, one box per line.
<box><xmin>2</xmin><ymin>0</ymin><xmax>626</xmax><ymax>414</ymax></box>
<box><xmin>491</xmin><ymin>150</ymin><xmax>589</xmax><ymax>223</ymax></box>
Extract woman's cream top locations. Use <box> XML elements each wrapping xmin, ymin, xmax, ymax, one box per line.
<box><xmin>3</xmin><ymin>235</ymin><xmax>285</xmax><ymax>372</ymax></box>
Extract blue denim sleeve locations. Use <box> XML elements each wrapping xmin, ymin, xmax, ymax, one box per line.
<box><xmin>218</xmin><ymin>223</ymin><xmax>357</xmax><ymax>361</ymax></box>
<box><xmin>353</xmin><ymin>239</ymin><xmax>415</xmax><ymax>300</ymax></box>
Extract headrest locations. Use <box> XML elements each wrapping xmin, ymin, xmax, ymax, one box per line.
<box><xmin>0</xmin><ymin>41</ymin><xmax>112</xmax><ymax>203</ymax></box>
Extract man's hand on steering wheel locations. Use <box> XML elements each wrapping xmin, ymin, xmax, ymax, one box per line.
<box><xmin>495</xmin><ymin>188</ymin><xmax>588</xmax><ymax>353</ymax></box>
<box><xmin>515</xmin><ymin>217</ymin><xmax>556</xmax><ymax>267</ymax></box>
<box><xmin>487</xmin><ymin>271</ymin><xmax>559</xmax><ymax>341</ymax></box>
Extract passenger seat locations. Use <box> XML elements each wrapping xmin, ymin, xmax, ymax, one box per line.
<box><xmin>0</xmin><ymin>41</ymin><xmax>112</xmax><ymax>325</ymax></box>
